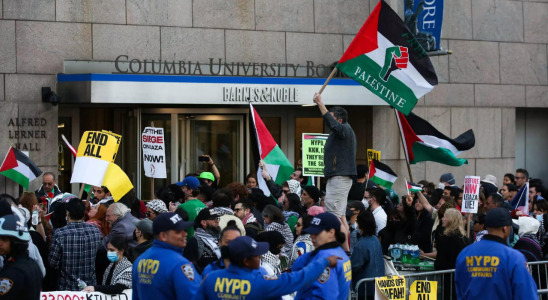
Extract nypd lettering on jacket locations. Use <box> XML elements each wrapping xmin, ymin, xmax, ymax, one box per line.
<box><xmin>465</xmin><ymin>256</ymin><xmax>499</xmax><ymax>277</ymax></box>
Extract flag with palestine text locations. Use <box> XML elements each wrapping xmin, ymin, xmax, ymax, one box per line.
<box><xmin>337</xmin><ymin>0</ymin><xmax>438</xmax><ymax>115</ymax></box>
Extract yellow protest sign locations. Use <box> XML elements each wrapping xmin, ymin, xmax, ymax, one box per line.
<box><xmin>375</xmin><ymin>276</ymin><xmax>405</xmax><ymax>300</ymax></box>
<box><xmin>77</xmin><ymin>131</ymin><xmax>118</xmax><ymax>162</ymax></box>
<box><xmin>102</xmin><ymin>163</ymin><xmax>133</xmax><ymax>201</ymax></box>
<box><xmin>367</xmin><ymin>149</ymin><xmax>381</xmax><ymax>166</ymax></box>
<box><xmin>409</xmin><ymin>280</ymin><xmax>437</xmax><ymax>300</ymax></box>
<box><xmin>102</xmin><ymin>130</ymin><xmax>122</xmax><ymax>162</ymax></box>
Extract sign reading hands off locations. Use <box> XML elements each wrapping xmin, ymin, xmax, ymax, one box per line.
<box><xmin>375</xmin><ymin>276</ymin><xmax>406</xmax><ymax>300</ymax></box>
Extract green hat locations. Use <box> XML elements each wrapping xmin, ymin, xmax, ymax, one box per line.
<box><xmin>199</xmin><ymin>172</ymin><xmax>215</xmax><ymax>182</ymax></box>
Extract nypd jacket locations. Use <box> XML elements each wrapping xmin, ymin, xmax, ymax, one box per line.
<box><xmin>455</xmin><ymin>234</ymin><xmax>537</xmax><ymax>300</ymax></box>
<box><xmin>193</xmin><ymin>256</ymin><xmax>332</xmax><ymax>300</ymax></box>
<box><xmin>293</xmin><ymin>242</ymin><xmax>351</xmax><ymax>300</ymax></box>
<box><xmin>132</xmin><ymin>240</ymin><xmax>201</xmax><ymax>300</ymax></box>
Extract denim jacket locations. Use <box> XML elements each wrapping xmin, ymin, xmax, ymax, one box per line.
<box><xmin>350</xmin><ymin>235</ymin><xmax>385</xmax><ymax>294</ymax></box>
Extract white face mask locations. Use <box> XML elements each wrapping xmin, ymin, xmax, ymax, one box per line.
<box><xmin>438</xmin><ymin>182</ymin><xmax>446</xmax><ymax>189</ymax></box>
<box><xmin>362</xmin><ymin>198</ymin><xmax>370</xmax><ymax>209</ymax></box>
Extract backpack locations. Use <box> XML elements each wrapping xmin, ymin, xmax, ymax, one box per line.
<box><xmin>244</xmin><ymin>222</ymin><xmax>265</xmax><ymax>237</ymax></box>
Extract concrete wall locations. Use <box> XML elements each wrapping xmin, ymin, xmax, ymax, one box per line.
<box><xmin>0</xmin><ymin>0</ymin><xmax>546</xmax><ymax>195</ymax></box>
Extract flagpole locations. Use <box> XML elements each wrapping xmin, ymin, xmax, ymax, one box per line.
<box><xmin>394</xmin><ymin>108</ymin><xmax>414</xmax><ymax>183</ymax></box>
<box><xmin>318</xmin><ymin>68</ymin><xmax>338</xmax><ymax>95</ymax></box>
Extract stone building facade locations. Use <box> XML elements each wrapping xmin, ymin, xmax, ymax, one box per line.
<box><xmin>0</xmin><ymin>0</ymin><xmax>546</xmax><ymax>196</ymax></box>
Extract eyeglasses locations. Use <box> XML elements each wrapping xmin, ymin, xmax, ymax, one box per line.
<box><xmin>282</xmin><ymin>190</ymin><xmax>290</xmax><ymax>194</ymax></box>
<box><xmin>515</xmin><ymin>177</ymin><xmax>525</xmax><ymax>180</ymax></box>
<box><xmin>43</xmin><ymin>182</ymin><xmax>54</xmax><ymax>186</ymax></box>
<box><xmin>234</xmin><ymin>208</ymin><xmax>243</xmax><ymax>212</ymax></box>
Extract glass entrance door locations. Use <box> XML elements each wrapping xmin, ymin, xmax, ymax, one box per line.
<box><xmin>183</xmin><ymin>115</ymin><xmax>244</xmax><ymax>187</ymax></box>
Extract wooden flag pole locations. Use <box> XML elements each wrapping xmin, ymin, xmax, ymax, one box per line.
<box><xmin>466</xmin><ymin>213</ymin><xmax>472</xmax><ymax>238</ymax></box>
<box><xmin>78</xmin><ymin>184</ymin><xmax>85</xmax><ymax>199</ymax></box>
<box><xmin>394</xmin><ymin>108</ymin><xmax>414</xmax><ymax>183</ymax></box>
<box><xmin>318</xmin><ymin>68</ymin><xmax>338</xmax><ymax>95</ymax></box>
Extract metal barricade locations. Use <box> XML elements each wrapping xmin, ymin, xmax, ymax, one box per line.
<box><xmin>353</xmin><ymin>269</ymin><xmax>456</xmax><ymax>300</ymax></box>
<box><xmin>350</xmin><ymin>261</ymin><xmax>548</xmax><ymax>300</ymax></box>
<box><xmin>530</xmin><ymin>261</ymin><xmax>548</xmax><ymax>300</ymax></box>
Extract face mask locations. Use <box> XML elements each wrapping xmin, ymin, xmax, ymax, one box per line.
<box><xmin>351</xmin><ymin>222</ymin><xmax>358</xmax><ymax>230</ymax></box>
<box><xmin>438</xmin><ymin>182</ymin><xmax>445</xmax><ymax>189</ymax></box>
<box><xmin>362</xmin><ymin>198</ymin><xmax>370</xmax><ymax>209</ymax></box>
<box><xmin>107</xmin><ymin>251</ymin><xmax>119</xmax><ymax>262</ymax></box>
<box><xmin>537</xmin><ymin>214</ymin><xmax>543</xmax><ymax>222</ymax></box>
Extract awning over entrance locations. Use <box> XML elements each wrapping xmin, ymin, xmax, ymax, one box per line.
<box><xmin>57</xmin><ymin>73</ymin><xmax>388</xmax><ymax>106</ymax></box>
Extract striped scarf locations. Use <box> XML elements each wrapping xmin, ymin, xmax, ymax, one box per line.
<box><xmin>103</xmin><ymin>256</ymin><xmax>132</xmax><ymax>288</ymax></box>
<box><xmin>266</xmin><ymin>221</ymin><xmax>294</xmax><ymax>258</ymax></box>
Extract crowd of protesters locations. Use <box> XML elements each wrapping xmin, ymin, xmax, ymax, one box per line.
<box><xmin>0</xmin><ymin>106</ymin><xmax>544</xmax><ymax>300</ymax></box>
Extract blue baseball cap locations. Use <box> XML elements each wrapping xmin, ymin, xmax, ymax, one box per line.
<box><xmin>153</xmin><ymin>212</ymin><xmax>194</xmax><ymax>235</ymax></box>
<box><xmin>304</xmin><ymin>212</ymin><xmax>341</xmax><ymax>235</ymax></box>
<box><xmin>176</xmin><ymin>176</ymin><xmax>200</xmax><ymax>189</ymax></box>
<box><xmin>227</xmin><ymin>236</ymin><xmax>269</xmax><ymax>262</ymax></box>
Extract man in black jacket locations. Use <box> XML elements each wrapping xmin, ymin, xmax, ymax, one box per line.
<box><xmin>313</xmin><ymin>93</ymin><xmax>357</xmax><ymax>252</ymax></box>
<box><xmin>0</xmin><ymin>214</ymin><xmax>42</xmax><ymax>299</ymax></box>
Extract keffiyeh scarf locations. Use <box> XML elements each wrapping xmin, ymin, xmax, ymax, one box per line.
<box><xmin>261</xmin><ymin>251</ymin><xmax>282</xmax><ymax>275</ymax></box>
<box><xmin>214</xmin><ymin>207</ymin><xmax>234</xmax><ymax>216</ymax></box>
<box><xmin>194</xmin><ymin>228</ymin><xmax>221</xmax><ymax>259</ymax></box>
<box><xmin>103</xmin><ymin>256</ymin><xmax>132</xmax><ymax>288</ymax></box>
<box><xmin>266</xmin><ymin>221</ymin><xmax>294</xmax><ymax>258</ymax></box>
<box><xmin>289</xmin><ymin>234</ymin><xmax>314</xmax><ymax>269</ymax></box>
<box><xmin>243</xmin><ymin>212</ymin><xmax>257</xmax><ymax>225</ymax></box>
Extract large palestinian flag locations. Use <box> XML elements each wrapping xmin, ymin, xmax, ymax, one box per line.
<box><xmin>337</xmin><ymin>0</ymin><xmax>438</xmax><ymax>115</ymax></box>
<box><xmin>396</xmin><ymin>110</ymin><xmax>475</xmax><ymax>166</ymax></box>
<box><xmin>249</xmin><ymin>103</ymin><xmax>294</xmax><ymax>196</ymax></box>
<box><xmin>0</xmin><ymin>147</ymin><xmax>42</xmax><ymax>189</ymax></box>
<box><xmin>369</xmin><ymin>159</ymin><xmax>397</xmax><ymax>189</ymax></box>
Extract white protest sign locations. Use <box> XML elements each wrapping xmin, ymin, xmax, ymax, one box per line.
<box><xmin>462</xmin><ymin>175</ymin><xmax>480</xmax><ymax>213</ymax></box>
<box><xmin>142</xmin><ymin>127</ymin><xmax>167</xmax><ymax>178</ymax></box>
<box><xmin>41</xmin><ymin>289</ymin><xmax>132</xmax><ymax>300</ymax></box>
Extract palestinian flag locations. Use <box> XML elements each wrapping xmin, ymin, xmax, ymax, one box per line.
<box><xmin>368</xmin><ymin>159</ymin><xmax>397</xmax><ymax>189</ymax></box>
<box><xmin>396</xmin><ymin>110</ymin><xmax>475</xmax><ymax>167</ymax></box>
<box><xmin>249</xmin><ymin>103</ymin><xmax>294</xmax><ymax>196</ymax></box>
<box><xmin>406</xmin><ymin>180</ymin><xmax>423</xmax><ymax>193</ymax></box>
<box><xmin>337</xmin><ymin>0</ymin><xmax>437</xmax><ymax>115</ymax></box>
<box><xmin>0</xmin><ymin>147</ymin><xmax>42</xmax><ymax>189</ymax></box>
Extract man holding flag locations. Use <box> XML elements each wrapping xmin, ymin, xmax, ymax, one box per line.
<box><xmin>313</xmin><ymin>93</ymin><xmax>356</xmax><ymax>252</ymax></box>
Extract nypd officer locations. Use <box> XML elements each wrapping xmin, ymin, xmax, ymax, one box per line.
<box><xmin>455</xmin><ymin>208</ymin><xmax>537</xmax><ymax>300</ymax></box>
<box><xmin>193</xmin><ymin>235</ymin><xmax>341</xmax><ymax>300</ymax></box>
<box><xmin>293</xmin><ymin>212</ymin><xmax>351</xmax><ymax>300</ymax></box>
<box><xmin>0</xmin><ymin>214</ymin><xmax>42</xmax><ymax>299</ymax></box>
<box><xmin>133</xmin><ymin>212</ymin><xmax>201</xmax><ymax>300</ymax></box>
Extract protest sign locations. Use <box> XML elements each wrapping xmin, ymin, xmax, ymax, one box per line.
<box><xmin>367</xmin><ymin>149</ymin><xmax>382</xmax><ymax>167</ymax></box>
<box><xmin>409</xmin><ymin>280</ymin><xmax>437</xmax><ymax>300</ymax></box>
<box><xmin>142</xmin><ymin>127</ymin><xmax>167</xmax><ymax>178</ymax></box>
<box><xmin>102</xmin><ymin>130</ymin><xmax>122</xmax><ymax>162</ymax></box>
<box><xmin>71</xmin><ymin>131</ymin><xmax>120</xmax><ymax>187</ymax></box>
<box><xmin>375</xmin><ymin>276</ymin><xmax>406</xmax><ymax>300</ymax></box>
<box><xmin>302</xmin><ymin>133</ymin><xmax>328</xmax><ymax>177</ymax></box>
<box><xmin>462</xmin><ymin>176</ymin><xmax>481</xmax><ymax>213</ymax></box>
<box><xmin>41</xmin><ymin>289</ymin><xmax>132</xmax><ymax>300</ymax></box>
